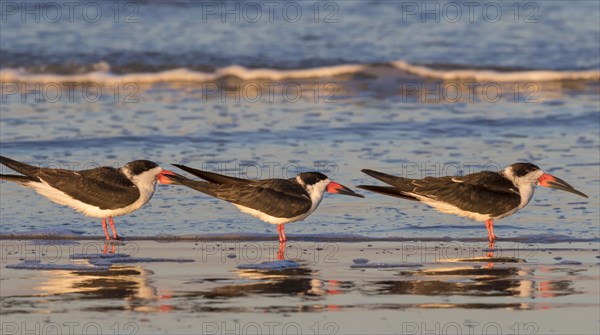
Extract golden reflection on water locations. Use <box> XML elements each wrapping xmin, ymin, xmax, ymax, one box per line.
<box><xmin>31</xmin><ymin>265</ymin><xmax>174</xmax><ymax>313</ymax></box>
<box><xmin>6</xmin><ymin>239</ymin><xmax>580</xmax><ymax>315</ymax></box>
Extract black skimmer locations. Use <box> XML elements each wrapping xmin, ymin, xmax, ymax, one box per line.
<box><xmin>358</xmin><ymin>163</ymin><xmax>588</xmax><ymax>242</ymax></box>
<box><xmin>0</xmin><ymin>156</ymin><xmax>175</xmax><ymax>240</ymax></box>
<box><xmin>166</xmin><ymin>164</ymin><xmax>364</xmax><ymax>243</ymax></box>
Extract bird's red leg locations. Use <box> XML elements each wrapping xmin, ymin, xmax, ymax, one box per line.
<box><xmin>278</xmin><ymin>240</ymin><xmax>286</xmax><ymax>260</ymax></box>
<box><xmin>102</xmin><ymin>218</ymin><xmax>110</xmax><ymax>240</ymax></box>
<box><xmin>277</xmin><ymin>224</ymin><xmax>287</xmax><ymax>242</ymax></box>
<box><xmin>485</xmin><ymin>219</ymin><xmax>496</xmax><ymax>242</ymax></box>
<box><xmin>108</xmin><ymin>217</ymin><xmax>119</xmax><ymax>240</ymax></box>
<box><xmin>489</xmin><ymin>220</ymin><xmax>496</xmax><ymax>241</ymax></box>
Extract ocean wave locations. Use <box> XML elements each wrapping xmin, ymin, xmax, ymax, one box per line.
<box><xmin>0</xmin><ymin>62</ymin><xmax>366</xmax><ymax>84</ymax></box>
<box><xmin>1</xmin><ymin>60</ymin><xmax>598</xmax><ymax>84</ymax></box>
<box><xmin>391</xmin><ymin>61</ymin><xmax>600</xmax><ymax>82</ymax></box>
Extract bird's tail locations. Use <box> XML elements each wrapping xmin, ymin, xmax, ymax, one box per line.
<box><xmin>361</xmin><ymin>169</ymin><xmax>415</xmax><ymax>191</ymax></box>
<box><xmin>356</xmin><ymin>185</ymin><xmax>418</xmax><ymax>201</ymax></box>
<box><xmin>172</xmin><ymin>164</ymin><xmax>248</xmax><ymax>185</ymax></box>
<box><xmin>164</xmin><ymin>172</ymin><xmax>219</xmax><ymax>197</ymax></box>
<box><xmin>0</xmin><ymin>156</ymin><xmax>41</xmax><ymax>179</ymax></box>
<box><xmin>0</xmin><ymin>174</ymin><xmax>38</xmax><ymax>185</ymax></box>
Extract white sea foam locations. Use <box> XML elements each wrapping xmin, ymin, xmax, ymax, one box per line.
<box><xmin>1</xmin><ymin>228</ymin><xmax>84</xmax><ymax>238</ymax></box>
<box><xmin>350</xmin><ymin>262</ymin><xmax>423</xmax><ymax>269</ymax></box>
<box><xmin>391</xmin><ymin>60</ymin><xmax>600</xmax><ymax>82</ymax></box>
<box><xmin>237</xmin><ymin>260</ymin><xmax>300</xmax><ymax>270</ymax></box>
<box><xmin>6</xmin><ymin>260</ymin><xmax>110</xmax><ymax>271</ymax></box>
<box><xmin>0</xmin><ymin>64</ymin><xmax>366</xmax><ymax>84</ymax></box>
<box><xmin>1</xmin><ymin>60</ymin><xmax>597</xmax><ymax>84</ymax></box>
<box><xmin>5</xmin><ymin>254</ymin><xmax>194</xmax><ymax>272</ymax></box>
<box><xmin>97</xmin><ymin>257</ymin><xmax>195</xmax><ymax>264</ymax></box>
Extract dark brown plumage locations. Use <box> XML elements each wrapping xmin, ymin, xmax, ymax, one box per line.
<box><xmin>1</xmin><ymin>156</ymin><xmax>141</xmax><ymax>210</ymax></box>
<box><xmin>168</xmin><ymin>165</ymin><xmax>313</xmax><ymax>218</ymax></box>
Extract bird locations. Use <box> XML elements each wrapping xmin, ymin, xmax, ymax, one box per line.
<box><xmin>358</xmin><ymin>163</ymin><xmax>588</xmax><ymax>242</ymax></box>
<box><xmin>166</xmin><ymin>164</ymin><xmax>364</xmax><ymax>243</ymax></box>
<box><xmin>0</xmin><ymin>156</ymin><xmax>175</xmax><ymax>240</ymax></box>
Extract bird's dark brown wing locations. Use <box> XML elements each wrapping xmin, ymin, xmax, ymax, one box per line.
<box><xmin>169</xmin><ymin>173</ymin><xmax>313</xmax><ymax>218</ymax></box>
<box><xmin>360</xmin><ymin>169</ymin><xmax>521</xmax><ymax>217</ymax></box>
<box><xmin>37</xmin><ymin>167</ymin><xmax>141</xmax><ymax>210</ymax></box>
<box><xmin>213</xmin><ymin>179</ymin><xmax>313</xmax><ymax>218</ymax></box>
<box><xmin>411</xmin><ymin>172</ymin><xmax>521</xmax><ymax>217</ymax></box>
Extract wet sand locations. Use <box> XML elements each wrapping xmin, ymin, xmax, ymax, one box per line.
<box><xmin>1</xmin><ymin>239</ymin><xmax>598</xmax><ymax>334</ymax></box>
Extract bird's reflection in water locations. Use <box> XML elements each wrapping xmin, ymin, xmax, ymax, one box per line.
<box><xmin>486</xmin><ymin>241</ymin><xmax>495</xmax><ymax>267</ymax></box>
<box><xmin>33</xmin><ymin>266</ymin><xmax>174</xmax><ymax>313</ymax></box>
<box><xmin>277</xmin><ymin>240</ymin><xmax>286</xmax><ymax>260</ymax></box>
<box><xmin>185</xmin><ymin>270</ymin><xmax>351</xmax><ymax>313</ymax></box>
<box><xmin>362</xmin><ymin>263</ymin><xmax>578</xmax><ymax>308</ymax></box>
<box><xmin>102</xmin><ymin>242</ymin><xmax>116</xmax><ymax>255</ymax></box>
<box><xmin>206</xmin><ymin>271</ymin><xmax>349</xmax><ymax>299</ymax></box>
<box><xmin>202</xmin><ymin>267</ymin><xmax>317</xmax><ymax>298</ymax></box>
<box><xmin>368</xmin><ymin>267</ymin><xmax>523</xmax><ymax>297</ymax></box>
<box><xmin>180</xmin><ymin>241</ymin><xmax>350</xmax><ymax>312</ymax></box>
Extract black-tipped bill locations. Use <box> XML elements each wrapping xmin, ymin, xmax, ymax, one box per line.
<box><xmin>538</xmin><ymin>173</ymin><xmax>588</xmax><ymax>198</ymax></box>
<box><xmin>163</xmin><ymin>172</ymin><xmax>189</xmax><ymax>185</ymax></box>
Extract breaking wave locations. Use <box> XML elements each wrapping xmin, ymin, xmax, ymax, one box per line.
<box><xmin>1</xmin><ymin>60</ymin><xmax>598</xmax><ymax>84</ymax></box>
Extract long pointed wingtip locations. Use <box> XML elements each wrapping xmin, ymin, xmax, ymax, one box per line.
<box><xmin>360</xmin><ymin>169</ymin><xmax>377</xmax><ymax>177</ymax></box>
<box><xmin>361</xmin><ymin>169</ymin><xmax>387</xmax><ymax>179</ymax></box>
<box><xmin>171</xmin><ymin>163</ymin><xmax>197</xmax><ymax>175</ymax></box>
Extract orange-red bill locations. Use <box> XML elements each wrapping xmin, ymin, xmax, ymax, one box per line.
<box><xmin>326</xmin><ymin>182</ymin><xmax>364</xmax><ymax>198</ymax></box>
<box><xmin>537</xmin><ymin>173</ymin><xmax>588</xmax><ymax>198</ymax></box>
<box><xmin>157</xmin><ymin>170</ymin><xmax>176</xmax><ymax>184</ymax></box>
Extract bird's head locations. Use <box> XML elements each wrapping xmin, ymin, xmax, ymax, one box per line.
<box><xmin>504</xmin><ymin>163</ymin><xmax>587</xmax><ymax>198</ymax></box>
<box><xmin>296</xmin><ymin>172</ymin><xmax>364</xmax><ymax>198</ymax></box>
<box><xmin>123</xmin><ymin>160</ymin><xmax>176</xmax><ymax>186</ymax></box>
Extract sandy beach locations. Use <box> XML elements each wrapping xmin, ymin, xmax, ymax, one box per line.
<box><xmin>1</xmin><ymin>238</ymin><xmax>598</xmax><ymax>334</ymax></box>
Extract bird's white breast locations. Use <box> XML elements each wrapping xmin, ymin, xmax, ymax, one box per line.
<box><xmin>27</xmin><ymin>179</ymin><xmax>156</xmax><ymax>218</ymax></box>
<box><xmin>232</xmin><ymin>204</ymin><xmax>311</xmax><ymax>224</ymax></box>
<box><xmin>232</xmin><ymin>179</ymin><xmax>328</xmax><ymax>225</ymax></box>
<box><xmin>411</xmin><ymin>194</ymin><xmax>493</xmax><ymax>221</ymax></box>
<box><xmin>493</xmin><ymin>183</ymin><xmax>534</xmax><ymax>220</ymax></box>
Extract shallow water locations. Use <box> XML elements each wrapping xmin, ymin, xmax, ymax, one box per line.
<box><xmin>1</xmin><ymin>76</ymin><xmax>598</xmax><ymax>242</ymax></box>
<box><xmin>1</xmin><ymin>241</ymin><xmax>599</xmax><ymax>334</ymax></box>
